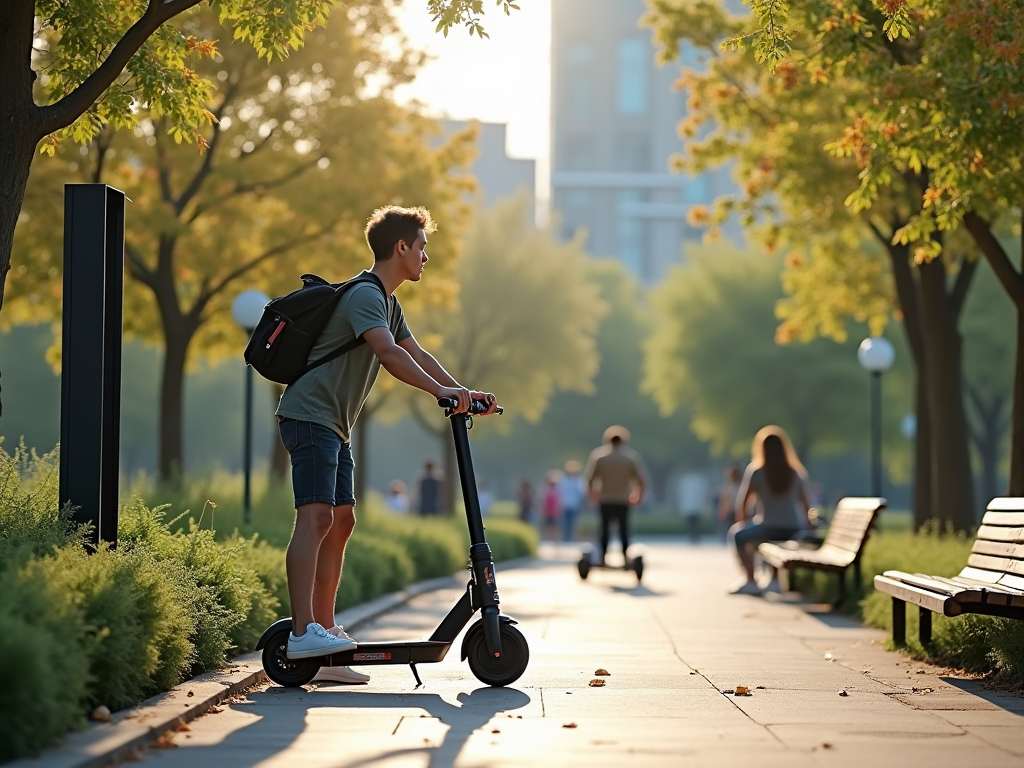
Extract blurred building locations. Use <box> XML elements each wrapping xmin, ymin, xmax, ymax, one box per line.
<box><xmin>442</xmin><ymin>120</ymin><xmax>536</xmax><ymax>216</ymax></box>
<box><xmin>550</xmin><ymin>0</ymin><xmax>733</xmax><ymax>283</ymax></box>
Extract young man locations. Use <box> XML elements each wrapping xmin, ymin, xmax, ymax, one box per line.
<box><xmin>584</xmin><ymin>426</ymin><xmax>648</xmax><ymax>565</ymax></box>
<box><xmin>275</xmin><ymin>206</ymin><xmax>498</xmax><ymax>683</ymax></box>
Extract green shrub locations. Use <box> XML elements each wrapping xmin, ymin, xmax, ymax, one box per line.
<box><xmin>485</xmin><ymin>518</ymin><xmax>538</xmax><ymax>562</ymax></box>
<box><xmin>234</xmin><ymin>534</ymin><xmax>290</xmax><ymax>618</ymax></box>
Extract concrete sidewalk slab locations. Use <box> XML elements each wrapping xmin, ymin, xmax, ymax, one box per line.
<box><xmin>34</xmin><ymin>542</ymin><xmax>1024</xmax><ymax>768</ymax></box>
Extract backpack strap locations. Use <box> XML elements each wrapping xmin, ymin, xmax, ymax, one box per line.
<box><xmin>298</xmin><ymin>273</ymin><xmax>388</xmax><ymax>377</ymax></box>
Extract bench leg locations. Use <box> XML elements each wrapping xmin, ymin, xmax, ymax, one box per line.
<box><xmin>919</xmin><ymin>607</ymin><xmax>932</xmax><ymax>646</ymax></box>
<box><xmin>832</xmin><ymin>569</ymin><xmax>846</xmax><ymax>608</ymax></box>
<box><xmin>892</xmin><ymin>597</ymin><xmax>906</xmax><ymax>645</ymax></box>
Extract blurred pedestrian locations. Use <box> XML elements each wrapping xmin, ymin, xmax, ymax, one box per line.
<box><xmin>385</xmin><ymin>480</ymin><xmax>410</xmax><ymax>515</ymax></box>
<box><xmin>417</xmin><ymin>460</ymin><xmax>443</xmax><ymax>517</ymax></box>
<box><xmin>728</xmin><ymin>426</ymin><xmax>813</xmax><ymax>596</ymax></box>
<box><xmin>557</xmin><ymin>459</ymin><xmax>586</xmax><ymax>542</ymax></box>
<box><xmin>679</xmin><ymin>472</ymin><xmax>709</xmax><ymax>544</ymax></box>
<box><xmin>477</xmin><ymin>477</ymin><xmax>494</xmax><ymax>517</ymax></box>
<box><xmin>717</xmin><ymin>464</ymin><xmax>743</xmax><ymax>540</ymax></box>
<box><xmin>585</xmin><ymin>426</ymin><xmax>648</xmax><ymax>566</ymax></box>
<box><xmin>542</xmin><ymin>470</ymin><xmax>562</xmax><ymax>542</ymax></box>
<box><xmin>516</xmin><ymin>478</ymin><xmax>534</xmax><ymax>524</ymax></box>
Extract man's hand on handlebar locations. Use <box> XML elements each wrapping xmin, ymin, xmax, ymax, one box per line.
<box><xmin>436</xmin><ymin>386</ymin><xmax>472</xmax><ymax>414</ymax></box>
<box><xmin>469</xmin><ymin>391</ymin><xmax>499</xmax><ymax>416</ymax></box>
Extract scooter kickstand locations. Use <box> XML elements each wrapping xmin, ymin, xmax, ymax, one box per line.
<box><xmin>409</xmin><ymin>663</ymin><xmax>423</xmax><ymax>689</ymax></box>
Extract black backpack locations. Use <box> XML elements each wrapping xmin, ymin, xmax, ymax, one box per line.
<box><xmin>243</xmin><ymin>272</ymin><xmax>386</xmax><ymax>385</ymax></box>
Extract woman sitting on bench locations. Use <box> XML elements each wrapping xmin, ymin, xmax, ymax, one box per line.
<box><xmin>729</xmin><ymin>426</ymin><xmax>813</xmax><ymax>596</ymax></box>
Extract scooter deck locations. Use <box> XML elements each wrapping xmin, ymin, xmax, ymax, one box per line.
<box><xmin>320</xmin><ymin>640</ymin><xmax>452</xmax><ymax>667</ymax></box>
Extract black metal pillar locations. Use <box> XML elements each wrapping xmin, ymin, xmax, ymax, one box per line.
<box><xmin>871</xmin><ymin>370</ymin><xmax>883</xmax><ymax>497</ymax></box>
<box><xmin>59</xmin><ymin>184</ymin><xmax>125</xmax><ymax>549</ymax></box>
<box><xmin>243</xmin><ymin>363</ymin><xmax>253</xmax><ymax>524</ymax></box>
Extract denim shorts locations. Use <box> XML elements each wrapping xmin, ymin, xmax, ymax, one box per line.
<box><xmin>731</xmin><ymin>520</ymin><xmax>802</xmax><ymax>549</ymax></box>
<box><xmin>278</xmin><ymin>417</ymin><xmax>355</xmax><ymax>508</ymax></box>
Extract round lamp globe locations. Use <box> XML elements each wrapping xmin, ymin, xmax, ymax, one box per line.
<box><xmin>232</xmin><ymin>290</ymin><xmax>270</xmax><ymax>332</ymax></box>
<box><xmin>857</xmin><ymin>337</ymin><xmax>895</xmax><ymax>373</ymax></box>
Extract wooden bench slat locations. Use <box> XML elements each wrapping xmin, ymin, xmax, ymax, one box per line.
<box><xmin>826</xmin><ymin>521</ymin><xmax>872</xmax><ymax>537</ymax></box>
<box><xmin>940</xmin><ymin>574</ymin><xmax>1024</xmax><ymax>595</ymax></box>
<box><xmin>958</xmin><ymin>566</ymin><xmax>1004</xmax><ymax>584</ymax></box>
<box><xmin>874</xmin><ymin>574</ymin><xmax>961</xmax><ymax>616</ymax></box>
<box><xmin>821</xmin><ymin>534</ymin><xmax>864</xmax><ymax>553</ymax></box>
<box><xmin>967</xmin><ymin>553</ymin><xmax>1024</xmax><ymax>576</ymax></box>
<box><xmin>976</xmin><ymin>525</ymin><xmax>1024</xmax><ymax>544</ymax></box>
<box><xmin>880</xmin><ymin>572</ymin><xmax>983</xmax><ymax>600</ymax></box>
<box><xmin>971</xmin><ymin>540</ymin><xmax>1024</xmax><ymax>559</ymax></box>
<box><xmin>831</xmin><ymin>510</ymin><xmax>875</xmax><ymax>525</ymax></box>
<box><xmin>999</xmin><ymin>573</ymin><xmax>1024</xmax><ymax>591</ymax></box>
<box><xmin>923</xmin><ymin>575</ymin><xmax>1024</xmax><ymax>606</ymax></box>
<box><xmin>985</xmin><ymin>497</ymin><xmax>1024</xmax><ymax>512</ymax></box>
<box><xmin>980</xmin><ymin>511</ymin><xmax>1024</xmax><ymax>527</ymax></box>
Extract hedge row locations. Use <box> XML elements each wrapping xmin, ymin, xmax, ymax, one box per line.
<box><xmin>0</xmin><ymin>447</ymin><xmax>536</xmax><ymax>761</ymax></box>
<box><xmin>791</xmin><ymin>522</ymin><xmax>1024</xmax><ymax>687</ymax></box>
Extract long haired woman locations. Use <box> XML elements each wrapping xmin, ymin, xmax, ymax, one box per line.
<box><xmin>729</xmin><ymin>426</ymin><xmax>812</xmax><ymax>595</ymax></box>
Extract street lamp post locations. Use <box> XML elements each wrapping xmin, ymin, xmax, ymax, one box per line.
<box><xmin>232</xmin><ymin>290</ymin><xmax>270</xmax><ymax>525</ymax></box>
<box><xmin>857</xmin><ymin>337</ymin><xmax>896</xmax><ymax>497</ymax></box>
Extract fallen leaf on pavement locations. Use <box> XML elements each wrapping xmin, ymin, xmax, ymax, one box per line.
<box><xmin>594</xmin><ymin>668</ymin><xmax>610</xmax><ymax>676</ymax></box>
<box><xmin>824</xmin><ymin>652</ymin><xmax>834</xmax><ymax>661</ymax></box>
<box><xmin>756</xmin><ymin>685</ymin><xmax>766</xmax><ymax>690</ymax></box>
<box><xmin>563</xmin><ymin>722</ymin><xmax>578</xmax><ymax>729</ymax></box>
<box><xmin>90</xmin><ymin>706</ymin><xmax>111</xmax><ymax>722</ymax></box>
<box><xmin>734</xmin><ymin>686</ymin><xmax>751</xmax><ymax>696</ymax></box>
<box><xmin>589</xmin><ymin>679</ymin><xmax>606</xmax><ymax>687</ymax></box>
<box><xmin>186</xmin><ymin>691</ymin><xmax>194</xmax><ymax>698</ymax></box>
<box><xmin>207</xmin><ymin>706</ymin><xmax>223</xmax><ymax>714</ymax></box>
<box><xmin>491</xmin><ymin>729</ymin><xmax>500</xmax><ymax>734</ymax></box>
<box><xmin>838</xmin><ymin>690</ymin><xmax>848</xmax><ymax>697</ymax></box>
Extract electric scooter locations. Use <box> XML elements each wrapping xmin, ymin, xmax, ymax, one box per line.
<box><xmin>256</xmin><ymin>397</ymin><xmax>529</xmax><ymax>688</ymax></box>
<box><xmin>577</xmin><ymin>544</ymin><xmax>644</xmax><ymax>582</ymax></box>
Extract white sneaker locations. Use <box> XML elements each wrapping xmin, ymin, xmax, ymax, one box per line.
<box><xmin>312</xmin><ymin>665</ymin><xmax>370</xmax><ymax>684</ymax></box>
<box><xmin>329</xmin><ymin>625</ymin><xmax>356</xmax><ymax>642</ymax></box>
<box><xmin>729</xmin><ymin>580</ymin><xmax>762</xmax><ymax>596</ymax></box>
<box><xmin>287</xmin><ymin>622</ymin><xmax>357</xmax><ymax>659</ymax></box>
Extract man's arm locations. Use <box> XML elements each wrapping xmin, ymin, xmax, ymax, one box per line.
<box><xmin>398</xmin><ymin>335</ymin><xmax>498</xmax><ymax>415</ymax></box>
<box><xmin>363</xmin><ymin>327</ymin><xmax>471</xmax><ymax>412</ymax></box>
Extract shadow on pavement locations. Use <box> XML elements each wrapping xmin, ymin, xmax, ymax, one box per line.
<box><xmin>609</xmin><ymin>584</ymin><xmax>666</xmax><ymax>597</ymax></box>
<box><xmin>168</xmin><ymin>684</ymin><xmax>530</xmax><ymax>768</ymax></box>
<box><xmin>941</xmin><ymin>677</ymin><xmax>1024</xmax><ymax>714</ymax></box>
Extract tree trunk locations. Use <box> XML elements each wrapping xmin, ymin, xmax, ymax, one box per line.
<box><xmin>1011</xmin><ymin>312</ymin><xmax>1024</xmax><ymax>495</ymax></box>
<box><xmin>917</xmin><ymin>258</ymin><xmax>975</xmax><ymax>530</ymax></box>
<box><xmin>912</xmin><ymin>372</ymin><xmax>932</xmax><ymax>529</ymax></box>
<box><xmin>0</xmin><ymin>0</ymin><xmax>42</xmax><ymax>424</ymax></box>
<box><xmin>159</xmin><ymin>324</ymin><xmax>190</xmax><ymax>480</ymax></box>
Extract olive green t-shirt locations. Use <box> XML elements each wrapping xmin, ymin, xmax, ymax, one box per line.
<box><xmin>275</xmin><ymin>273</ymin><xmax>411</xmax><ymax>441</ymax></box>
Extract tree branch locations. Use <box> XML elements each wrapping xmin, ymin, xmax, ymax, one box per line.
<box><xmin>125</xmin><ymin>241</ymin><xmax>156</xmax><ymax>287</ymax></box>
<box><xmin>173</xmin><ymin>79</ymin><xmax>241</xmax><ymax>216</ymax></box>
<box><xmin>948</xmin><ymin>253</ymin><xmax>978</xmax><ymax>320</ymax></box>
<box><xmin>36</xmin><ymin>0</ymin><xmax>203</xmax><ymax>138</ymax></box>
<box><xmin>963</xmin><ymin>211</ymin><xmax>1024</xmax><ymax>309</ymax></box>
<box><xmin>187</xmin><ymin>155</ymin><xmax>324</xmax><ymax>224</ymax></box>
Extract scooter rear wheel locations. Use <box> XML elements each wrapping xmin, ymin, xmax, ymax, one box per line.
<box><xmin>262</xmin><ymin>627</ymin><xmax>321</xmax><ymax>687</ymax></box>
<box><xmin>466</xmin><ymin>621</ymin><xmax>530</xmax><ymax>687</ymax></box>
<box><xmin>577</xmin><ymin>557</ymin><xmax>590</xmax><ymax>580</ymax></box>
<box><xmin>633</xmin><ymin>555</ymin><xmax>644</xmax><ymax>582</ymax></box>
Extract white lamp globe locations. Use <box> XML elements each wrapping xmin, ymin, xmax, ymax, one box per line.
<box><xmin>857</xmin><ymin>337</ymin><xmax>895</xmax><ymax>373</ymax></box>
<box><xmin>232</xmin><ymin>289</ymin><xmax>269</xmax><ymax>332</ymax></box>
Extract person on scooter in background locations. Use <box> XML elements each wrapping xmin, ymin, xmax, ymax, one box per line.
<box><xmin>275</xmin><ymin>205</ymin><xmax>498</xmax><ymax>683</ymax></box>
<box><xmin>585</xmin><ymin>426</ymin><xmax>649</xmax><ymax>566</ymax></box>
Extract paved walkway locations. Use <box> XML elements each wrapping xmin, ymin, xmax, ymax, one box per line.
<box><xmin>136</xmin><ymin>541</ymin><xmax>1023</xmax><ymax>767</ymax></box>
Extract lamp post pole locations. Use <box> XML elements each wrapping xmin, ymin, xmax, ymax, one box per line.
<box><xmin>858</xmin><ymin>337</ymin><xmax>895</xmax><ymax>498</ymax></box>
<box><xmin>232</xmin><ymin>290</ymin><xmax>270</xmax><ymax>526</ymax></box>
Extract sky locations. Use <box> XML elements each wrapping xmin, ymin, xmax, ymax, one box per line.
<box><xmin>390</xmin><ymin>0</ymin><xmax>552</xmax><ymax>164</ymax></box>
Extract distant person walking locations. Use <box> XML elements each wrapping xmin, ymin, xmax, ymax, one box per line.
<box><xmin>729</xmin><ymin>426</ymin><xmax>813</xmax><ymax>596</ymax></box>
<box><xmin>517</xmin><ymin>478</ymin><xmax>534</xmax><ymax>524</ymax></box>
<box><xmin>385</xmin><ymin>480</ymin><xmax>410</xmax><ymax>515</ymax></box>
<box><xmin>542</xmin><ymin>471</ymin><xmax>562</xmax><ymax>542</ymax></box>
<box><xmin>417</xmin><ymin>460</ymin><xmax>443</xmax><ymax>517</ymax></box>
<box><xmin>557</xmin><ymin>459</ymin><xmax>586</xmax><ymax>542</ymax></box>
<box><xmin>585</xmin><ymin>426</ymin><xmax>648</xmax><ymax>565</ymax></box>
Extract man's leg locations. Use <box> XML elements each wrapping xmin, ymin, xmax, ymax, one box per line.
<box><xmin>599</xmin><ymin>505</ymin><xmax>612</xmax><ymax>563</ymax></box>
<box><xmin>312</xmin><ymin>504</ymin><xmax>356</xmax><ymax>628</ymax></box>
<box><xmin>287</xmin><ymin>502</ymin><xmax>335</xmax><ymax>635</ymax></box>
<box><xmin>618</xmin><ymin>505</ymin><xmax>631</xmax><ymax>555</ymax></box>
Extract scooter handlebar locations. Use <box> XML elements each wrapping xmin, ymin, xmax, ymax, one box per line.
<box><xmin>436</xmin><ymin>397</ymin><xmax>503</xmax><ymax>415</ymax></box>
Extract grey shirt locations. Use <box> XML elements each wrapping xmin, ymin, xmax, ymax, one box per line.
<box><xmin>738</xmin><ymin>464</ymin><xmax>806</xmax><ymax>529</ymax></box>
<box><xmin>276</xmin><ymin>273</ymin><xmax>411</xmax><ymax>441</ymax></box>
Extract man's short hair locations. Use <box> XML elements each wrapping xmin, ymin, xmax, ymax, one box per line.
<box><xmin>364</xmin><ymin>206</ymin><xmax>436</xmax><ymax>261</ymax></box>
<box><xmin>603</xmin><ymin>425</ymin><xmax>631</xmax><ymax>444</ymax></box>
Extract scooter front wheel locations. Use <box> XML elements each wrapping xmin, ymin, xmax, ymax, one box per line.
<box><xmin>465</xmin><ymin>621</ymin><xmax>529</xmax><ymax>687</ymax></box>
<box><xmin>262</xmin><ymin>626</ymin><xmax>321</xmax><ymax>687</ymax></box>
